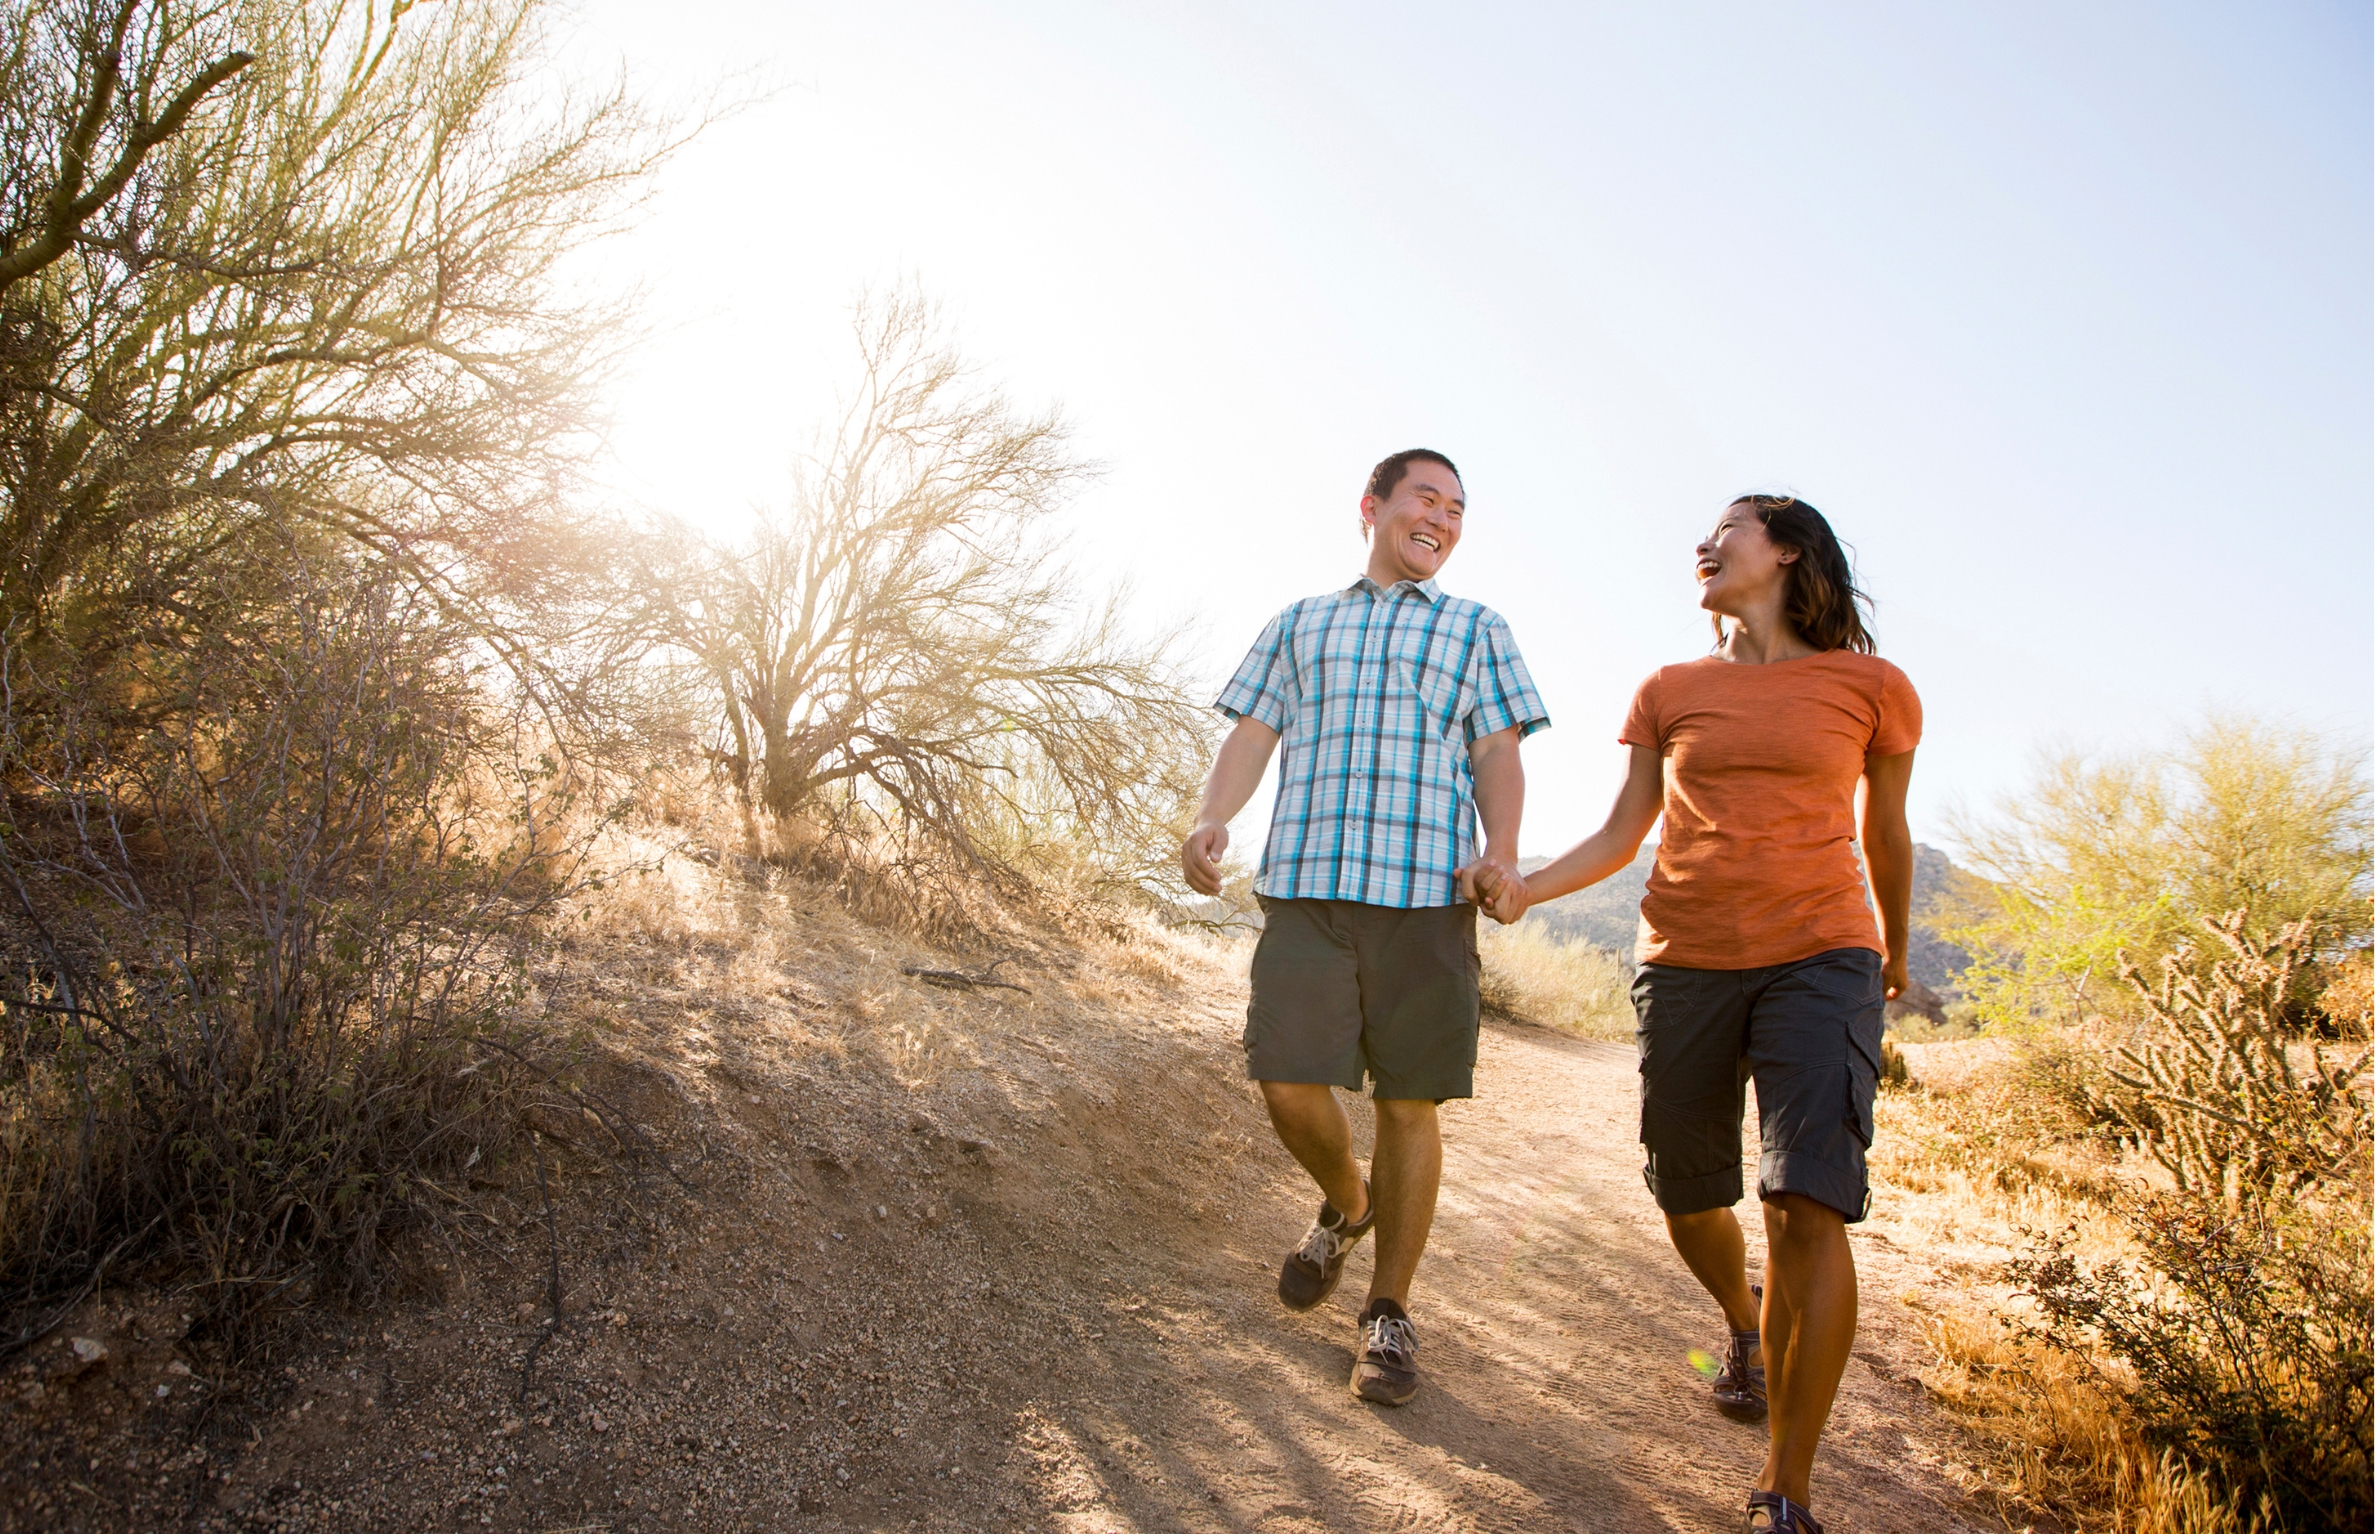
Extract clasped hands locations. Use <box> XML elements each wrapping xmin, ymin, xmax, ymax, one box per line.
<box><xmin>1457</xmin><ymin>854</ymin><xmax>1531</xmax><ymax>925</ymax></box>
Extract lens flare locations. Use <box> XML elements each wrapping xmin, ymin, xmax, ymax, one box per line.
<box><xmin>1686</xmin><ymin>1348</ymin><xmax>1721</xmax><ymax>1378</ymax></box>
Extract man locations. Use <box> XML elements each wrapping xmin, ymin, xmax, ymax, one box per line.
<box><xmin>1180</xmin><ymin>449</ymin><xmax>1548</xmax><ymax>1406</ymax></box>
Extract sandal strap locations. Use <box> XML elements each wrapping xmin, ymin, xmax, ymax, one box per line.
<box><xmin>1746</xmin><ymin>1490</ymin><xmax>1823</xmax><ymax>1534</ymax></box>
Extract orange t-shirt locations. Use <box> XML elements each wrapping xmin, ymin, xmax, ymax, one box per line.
<box><xmin>1620</xmin><ymin>652</ymin><xmax>1922</xmax><ymax>971</ymax></box>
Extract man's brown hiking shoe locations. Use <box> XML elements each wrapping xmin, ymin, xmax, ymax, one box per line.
<box><xmin>1276</xmin><ymin>1181</ymin><xmax>1374</xmax><ymax>1312</ymax></box>
<box><xmin>1350</xmin><ymin>1298</ymin><xmax>1419</xmax><ymax>1406</ymax></box>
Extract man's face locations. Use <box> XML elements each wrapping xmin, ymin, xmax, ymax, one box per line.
<box><xmin>1360</xmin><ymin>461</ymin><xmax>1464</xmax><ymax>583</ymax></box>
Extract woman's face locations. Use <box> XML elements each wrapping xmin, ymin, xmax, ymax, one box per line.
<box><xmin>1695</xmin><ymin>504</ymin><xmax>1797</xmax><ymax>616</ymax></box>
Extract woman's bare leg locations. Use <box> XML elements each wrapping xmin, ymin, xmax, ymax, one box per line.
<box><xmin>1756</xmin><ymin>1193</ymin><xmax>1857</xmax><ymax>1506</ymax></box>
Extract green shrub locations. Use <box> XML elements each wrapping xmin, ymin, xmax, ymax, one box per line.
<box><xmin>1946</xmin><ymin>717</ymin><xmax>2369</xmax><ymax>1032</ymax></box>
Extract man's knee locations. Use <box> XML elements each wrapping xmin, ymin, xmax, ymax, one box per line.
<box><xmin>1372</xmin><ymin>1097</ymin><xmax>1439</xmax><ymax>1135</ymax></box>
<box><xmin>1259</xmin><ymin>1079</ymin><xmax>1334</xmax><ymax>1110</ymax></box>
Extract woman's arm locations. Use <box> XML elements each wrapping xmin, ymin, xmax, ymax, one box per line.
<box><xmin>1519</xmin><ymin>744</ymin><xmax>1665</xmax><ymax>905</ymax></box>
<box><xmin>1858</xmin><ymin>747</ymin><xmax>1917</xmax><ymax>1001</ymax></box>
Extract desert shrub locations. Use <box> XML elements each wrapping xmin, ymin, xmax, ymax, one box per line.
<box><xmin>2318</xmin><ymin>947</ymin><xmax>2371</xmax><ymax>1037</ymax></box>
<box><xmin>1479</xmin><ymin>922</ymin><xmax>1632</xmax><ymax>1041</ymax></box>
<box><xmin>2094</xmin><ymin>915</ymin><xmax>2370</xmax><ymax>1198</ymax></box>
<box><xmin>2009</xmin><ymin>1196</ymin><xmax>2371</xmax><ymax>1531</ymax></box>
<box><xmin>1978</xmin><ymin>912</ymin><xmax>2374</xmax><ymax>1530</ymax></box>
<box><xmin>1947</xmin><ymin>717</ymin><xmax>2369</xmax><ymax>1031</ymax></box>
<box><xmin>0</xmin><ymin>562</ymin><xmax>604</xmax><ymax>1343</ymax></box>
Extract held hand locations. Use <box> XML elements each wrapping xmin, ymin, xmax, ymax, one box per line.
<box><xmin>1490</xmin><ymin>873</ymin><xmax>1534</xmax><ymax>925</ymax></box>
<box><xmin>1181</xmin><ymin>822</ymin><xmax>1229</xmax><ymax>898</ymax></box>
<box><xmin>1458</xmin><ymin>853</ymin><xmax>1529</xmax><ymax>925</ymax></box>
<box><xmin>1882</xmin><ymin>953</ymin><xmax>1909</xmax><ymax>1003</ymax></box>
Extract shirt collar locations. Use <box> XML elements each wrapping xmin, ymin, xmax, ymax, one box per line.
<box><xmin>1351</xmin><ymin>573</ymin><xmax>1442</xmax><ymax>604</ymax></box>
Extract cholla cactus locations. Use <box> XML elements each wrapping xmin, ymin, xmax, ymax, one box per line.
<box><xmin>2100</xmin><ymin>913</ymin><xmax>2372</xmax><ymax>1200</ymax></box>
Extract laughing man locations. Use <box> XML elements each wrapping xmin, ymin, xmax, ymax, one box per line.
<box><xmin>1180</xmin><ymin>449</ymin><xmax>1549</xmax><ymax>1405</ymax></box>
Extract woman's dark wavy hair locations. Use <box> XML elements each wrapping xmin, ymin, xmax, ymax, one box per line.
<box><xmin>1717</xmin><ymin>495</ymin><xmax>1876</xmax><ymax>655</ymax></box>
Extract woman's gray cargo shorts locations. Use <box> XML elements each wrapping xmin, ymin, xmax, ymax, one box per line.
<box><xmin>1629</xmin><ymin>946</ymin><xmax>1886</xmax><ymax>1223</ymax></box>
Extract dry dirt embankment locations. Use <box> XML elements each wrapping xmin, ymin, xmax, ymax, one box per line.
<box><xmin>3</xmin><ymin>863</ymin><xmax>2001</xmax><ymax>1534</ymax></box>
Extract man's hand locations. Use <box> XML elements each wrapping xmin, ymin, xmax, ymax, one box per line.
<box><xmin>1182</xmin><ymin>821</ymin><xmax>1230</xmax><ymax>898</ymax></box>
<box><xmin>1458</xmin><ymin>852</ymin><xmax>1529</xmax><ymax>925</ymax></box>
<box><xmin>1181</xmin><ymin>719</ymin><xmax>1278</xmax><ymax>901</ymax></box>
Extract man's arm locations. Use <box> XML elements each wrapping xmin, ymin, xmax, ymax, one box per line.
<box><xmin>1181</xmin><ymin>717</ymin><xmax>1281</xmax><ymax>897</ymax></box>
<box><xmin>1858</xmin><ymin>748</ymin><xmax>1917</xmax><ymax>1001</ymax></box>
<box><xmin>1519</xmin><ymin>744</ymin><xmax>1664</xmax><ymax>904</ymax></box>
<box><xmin>1458</xmin><ymin>724</ymin><xmax>1527</xmax><ymax>922</ymax></box>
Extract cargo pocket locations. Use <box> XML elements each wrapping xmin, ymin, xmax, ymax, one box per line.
<box><xmin>1844</xmin><ymin>1014</ymin><xmax>1883</xmax><ymax>1148</ymax></box>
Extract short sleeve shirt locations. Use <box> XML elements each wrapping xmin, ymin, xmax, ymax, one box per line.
<box><xmin>1620</xmin><ymin>652</ymin><xmax>1922</xmax><ymax>969</ymax></box>
<box><xmin>1217</xmin><ymin>576</ymin><xmax>1550</xmax><ymax>908</ymax></box>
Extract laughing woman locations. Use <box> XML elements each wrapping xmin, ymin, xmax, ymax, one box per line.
<box><xmin>1498</xmin><ymin>495</ymin><xmax>1918</xmax><ymax>1534</ymax></box>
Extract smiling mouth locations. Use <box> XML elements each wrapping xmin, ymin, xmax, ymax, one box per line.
<box><xmin>1696</xmin><ymin>559</ymin><xmax>1720</xmax><ymax>579</ymax></box>
<box><xmin>1412</xmin><ymin>534</ymin><xmax>1440</xmax><ymax>553</ymax></box>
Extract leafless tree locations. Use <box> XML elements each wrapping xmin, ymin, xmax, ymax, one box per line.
<box><xmin>644</xmin><ymin>292</ymin><xmax>1211</xmax><ymax>895</ymax></box>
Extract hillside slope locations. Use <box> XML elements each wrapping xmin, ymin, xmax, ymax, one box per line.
<box><xmin>2</xmin><ymin>858</ymin><xmax>1997</xmax><ymax>1533</ymax></box>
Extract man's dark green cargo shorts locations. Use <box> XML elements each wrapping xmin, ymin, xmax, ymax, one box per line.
<box><xmin>1244</xmin><ymin>896</ymin><xmax>1481</xmax><ymax>1102</ymax></box>
<box><xmin>1629</xmin><ymin>946</ymin><xmax>1886</xmax><ymax>1223</ymax></box>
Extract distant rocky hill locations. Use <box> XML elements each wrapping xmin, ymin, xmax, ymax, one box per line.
<box><xmin>1519</xmin><ymin>842</ymin><xmax>1975</xmax><ymax>998</ymax></box>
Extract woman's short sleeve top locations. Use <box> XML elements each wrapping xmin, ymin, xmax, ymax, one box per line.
<box><xmin>1620</xmin><ymin>652</ymin><xmax>1922</xmax><ymax>970</ymax></box>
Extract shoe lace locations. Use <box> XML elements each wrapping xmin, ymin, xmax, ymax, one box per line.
<box><xmin>1362</xmin><ymin>1313</ymin><xmax>1416</xmax><ymax>1368</ymax></box>
<box><xmin>1294</xmin><ymin>1219</ymin><xmax>1344</xmax><ymax>1269</ymax></box>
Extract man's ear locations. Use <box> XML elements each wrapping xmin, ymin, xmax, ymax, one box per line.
<box><xmin>1358</xmin><ymin>493</ymin><xmax>1379</xmax><ymax>541</ymax></box>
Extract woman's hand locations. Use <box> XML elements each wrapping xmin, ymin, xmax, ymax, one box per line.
<box><xmin>1460</xmin><ymin>859</ymin><xmax>1532</xmax><ymax>924</ymax></box>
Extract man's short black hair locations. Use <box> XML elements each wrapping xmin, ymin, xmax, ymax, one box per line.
<box><xmin>1366</xmin><ymin>449</ymin><xmax>1461</xmax><ymax>503</ymax></box>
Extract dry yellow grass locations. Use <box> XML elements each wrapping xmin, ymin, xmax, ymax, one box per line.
<box><xmin>1871</xmin><ymin>1046</ymin><xmax>2304</xmax><ymax>1534</ymax></box>
<box><xmin>1477</xmin><ymin>922</ymin><xmax>1633</xmax><ymax>1041</ymax></box>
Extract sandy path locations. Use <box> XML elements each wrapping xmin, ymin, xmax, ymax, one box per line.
<box><xmin>1008</xmin><ymin>1016</ymin><xmax>1992</xmax><ymax>1534</ymax></box>
<box><xmin>2</xmin><ymin>917</ymin><xmax>1998</xmax><ymax>1534</ymax></box>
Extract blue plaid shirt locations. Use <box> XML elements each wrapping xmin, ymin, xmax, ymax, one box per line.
<box><xmin>1216</xmin><ymin>576</ymin><xmax>1550</xmax><ymax>908</ymax></box>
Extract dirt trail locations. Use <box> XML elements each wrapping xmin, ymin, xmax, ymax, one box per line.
<box><xmin>1</xmin><ymin>894</ymin><xmax>1997</xmax><ymax>1534</ymax></box>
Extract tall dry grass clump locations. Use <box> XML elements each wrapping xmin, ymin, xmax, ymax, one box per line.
<box><xmin>1478</xmin><ymin>923</ymin><xmax>1632</xmax><ymax>1041</ymax></box>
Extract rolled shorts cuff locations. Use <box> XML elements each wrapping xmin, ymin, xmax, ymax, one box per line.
<box><xmin>1247</xmin><ymin>1061</ymin><xmax>1368</xmax><ymax>1093</ymax></box>
<box><xmin>1757</xmin><ymin>1149</ymin><xmax>1870</xmax><ymax>1224</ymax></box>
<box><xmin>1367</xmin><ymin>1070</ymin><xmax>1475</xmax><ymax>1103</ymax></box>
<box><xmin>1642</xmin><ymin>1161</ymin><xmax>1745</xmax><ymax>1218</ymax></box>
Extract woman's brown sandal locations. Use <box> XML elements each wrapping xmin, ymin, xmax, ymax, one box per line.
<box><xmin>1745</xmin><ymin>1490</ymin><xmax>1823</xmax><ymax>1533</ymax></box>
<box><xmin>1712</xmin><ymin>1282</ymin><xmax>1766</xmax><ymax>1422</ymax></box>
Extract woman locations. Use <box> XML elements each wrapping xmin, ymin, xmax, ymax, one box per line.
<box><xmin>1490</xmin><ymin>495</ymin><xmax>1918</xmax><ymax>1534</ymax></box>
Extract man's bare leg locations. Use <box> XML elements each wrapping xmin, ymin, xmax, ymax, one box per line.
<box><xmin>1364</xmin><ymin>1098</ymin><xmax>1441</xmax><ymax>1308</ymax></box>
<box><xmin>1258</xmin><ymin>1081</ymin><xmax>1370</xmax><ymax>1224</ymax></box>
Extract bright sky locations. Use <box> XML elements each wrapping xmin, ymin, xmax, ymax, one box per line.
<box><xmin>567</xmin><ymin>0</ymin><xmax>2373</xmax><ymax>855</ymax></box>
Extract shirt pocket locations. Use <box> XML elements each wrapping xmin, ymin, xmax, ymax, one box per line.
<box><xmin>1391</xmin><ymin>656</ymin><xmax>1472</xmax><ymax>755</ymax></box>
